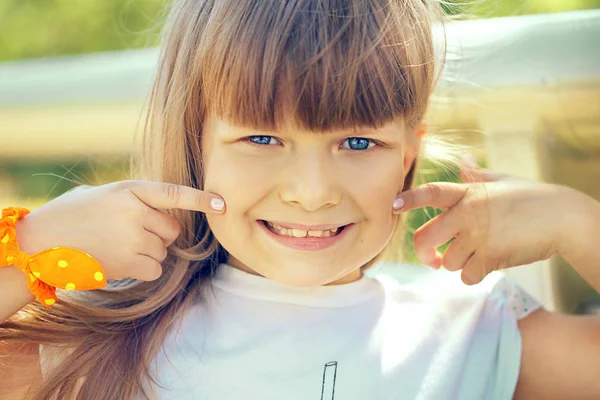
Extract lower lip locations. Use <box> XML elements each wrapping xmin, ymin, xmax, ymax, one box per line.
<box><xmin>257</xmin><ymin>220</ymin><xmax>354</xmax><ymax>251</ymax></box>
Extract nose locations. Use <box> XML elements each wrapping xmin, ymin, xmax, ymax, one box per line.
<box><xmin>279</xmin><ymin>152</ymin><xmax>342</xmax><ymax>211</ymax></box>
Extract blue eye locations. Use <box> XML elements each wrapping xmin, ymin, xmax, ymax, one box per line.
<box><xmin>341</xmin><ymin>137</ymin><xmax>375</xmax><ymax>151</ymax></box>
<box><xmin>247</xmin><ymin>136</ymin><xmax>281</xmax><ymax>146</ymax></box>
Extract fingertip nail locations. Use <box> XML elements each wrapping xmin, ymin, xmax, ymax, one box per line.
<box><xmin>393</xmin><ymin>198</ymin><xmax>404</xmax><ymax>211</ymax></box>
<box><xmin>210</xmin><ymin>197</ymin><xmax>225</xmax><ymax>211</ymax></box>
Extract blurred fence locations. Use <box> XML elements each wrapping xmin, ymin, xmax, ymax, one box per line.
<box><xmin>1</xmin><ymin>10</ymin><xmax>599</xmax><ymax>313</ymax></box>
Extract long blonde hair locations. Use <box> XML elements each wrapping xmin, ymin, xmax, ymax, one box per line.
<box><xmin>0</xmin><ymin>0</ymin><xmax>446</xmax><ymax>398</ymax></box>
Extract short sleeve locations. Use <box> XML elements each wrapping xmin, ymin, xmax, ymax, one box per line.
<box><xmin>481</xmin><ymin>272</ymin><xmax>543</xmax><ymax>400</ymax></box>
<box><xmin>488</xmin><ymin>272</ymin><xmax>543</xmax><ymax>320</ymax></box>
<box><xmin>371</xmin><ymin>263</ymin><xmax>546</xmax><ymax>400</ymax></box>
<box><xmin>39</xmin><ymin>343</ymin><xmax>75</xmax><ymax>382</ymax></box>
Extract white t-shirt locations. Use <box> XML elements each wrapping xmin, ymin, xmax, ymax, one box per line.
<box><xmin>137</xmin><ymin>261</ymin><xmax>542</xmax><ymax>400</ymax></box>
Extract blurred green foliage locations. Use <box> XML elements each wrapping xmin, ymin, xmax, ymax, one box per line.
<box><xmin>0</xmin><ymin>0</ymin><xmax>166</xmax><ymax>62</ymax></box>
<box><xmin>0</xmin><ymin>0</ymin><xmax>598</xmax><ymax>62</ymax></box>
<box><xmin>2</xmin><ymin>158</ymin><xmax>130</xmax><ymax>200</ymax></box>
<box><xmin>439</xmin><ymin>0</ymin><xmax>599</xmax><ymax>18</ymax></box>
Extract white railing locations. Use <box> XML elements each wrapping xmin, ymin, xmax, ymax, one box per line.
<box><xmin>1</xmin><ymin>9</ymin><xmax>599</xmax><ymax>312</ymax></box>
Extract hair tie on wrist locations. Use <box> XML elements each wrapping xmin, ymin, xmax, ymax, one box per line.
<box><xmin>0</xmin><ymin>207</ymin><xmax>107</xmax><ymax>307</ymax></box>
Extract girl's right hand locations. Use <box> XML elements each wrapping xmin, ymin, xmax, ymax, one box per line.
<box><xmin>15</xmin><ymin>180</ymin><xmax>226</xmax><ymax>282</ymax></box>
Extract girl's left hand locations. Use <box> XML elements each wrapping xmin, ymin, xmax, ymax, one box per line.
<box><xmin>393</xmin><ymin>157</ymin><xmax>586</xmax><ymax>285</ymax></box>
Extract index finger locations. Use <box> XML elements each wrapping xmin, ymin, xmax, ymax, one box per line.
<box><xmin>121</xmin><ymin>180</ymin><xmax>226</xmax><ymax>213</ymax></box>
<box><xmin>393</xmin><ymin>182</ymin><xmax>468</xmax><ymax>213</ymax></box>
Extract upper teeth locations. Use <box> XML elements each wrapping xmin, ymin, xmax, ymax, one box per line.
<box><xmin>265</xmin><ymin>221</ymin><xmax>340</xmax><ymax>238</ymax></box>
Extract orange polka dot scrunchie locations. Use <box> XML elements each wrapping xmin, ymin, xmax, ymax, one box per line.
<box><xmin>0</xmin><ymin>207</ymin><xmax>107</xmax><ymax>307</ymax></box>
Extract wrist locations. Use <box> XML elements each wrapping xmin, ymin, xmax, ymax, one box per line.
<box><xmin>15</xmin><ymin>211</ymin><xmax>46</xmax><ymax>255</ymax></box>
<box><xmin>3</xmin><ymin>264</ymin><xmax>36</xmax><ymax>303</ymax></box>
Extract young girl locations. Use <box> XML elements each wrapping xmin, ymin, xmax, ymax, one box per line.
<box><xmin>1</xmin><ymin>0</ymin><xmax>599</xmax><ymax>399</ymax></box>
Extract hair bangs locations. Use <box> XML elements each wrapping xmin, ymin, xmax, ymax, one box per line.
<box><xmin>199</xmin><ymin>0</ymin><xmax>437</xmax><ymax>133</ymax></box>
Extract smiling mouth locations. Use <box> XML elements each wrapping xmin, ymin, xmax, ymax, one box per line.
<box><xmin>260</xmin><ymin>220</ymin><xmax>348</xmax><ymax>238</ymax></box>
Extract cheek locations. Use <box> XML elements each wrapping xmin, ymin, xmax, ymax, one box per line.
<box><xmin>344</xmin><ymin>154</ymin><xmax>405</xmax><ymax>216</ymax></box>
<box><xmin>203</xmin><ymin>158</ymin><xmax>257</xmax><ymax>253</ymax></box>
<box><xmin>345</xmin><ymin>155</ymin><xmax>404</xmax><ymax>248</ymax></box>
<box><xmin>203</xmin><ymin>149</ymin><xmax>276</xmax><ymax>242</ymax></box>
<box><xmin>203</xmin><ymin>149</ymin><xmax>274</xmax><ymax>204</ymax></box>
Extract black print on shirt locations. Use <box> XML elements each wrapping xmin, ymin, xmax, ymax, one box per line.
<box><xmin>320</xmin><ymin>361</ymin><xmax>338</xmax><ymax>400</ymax></box>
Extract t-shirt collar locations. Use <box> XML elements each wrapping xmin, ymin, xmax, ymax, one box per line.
<box><xmin>211</xmin><ymin>263</ymin><xmax>382</xmax><ymax>308</ymax></box>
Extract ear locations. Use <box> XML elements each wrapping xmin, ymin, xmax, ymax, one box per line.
<box><xmin>402</xmin><ymin>159</ymin><xmax>417</xmax><ymax>192</ymax></box>
<box><xmin>402</xmin><ymin>121</ymin><xmax>427</xmax><ymax>192</ymax></box>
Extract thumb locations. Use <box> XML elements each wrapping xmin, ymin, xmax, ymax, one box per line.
<box><xmin>393</xmin><ymin>182</ymin><xmax>468</xmax><ymax>213</ymax></box>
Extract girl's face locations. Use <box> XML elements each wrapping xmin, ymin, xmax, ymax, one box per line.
<box><xmin>202</xmin><ymin>112</ymin><xmax>416</xmax><ymax>286</ymax></box>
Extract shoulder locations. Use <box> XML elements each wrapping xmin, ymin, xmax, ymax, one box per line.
<box><xmin>37</xmin><ymin>343</ymin><xmax>86</xmax><ymax>399</ymax></box>
<box><xmin>0</xmin><ymin>341</ymin><xmax>43</xmax><ymax>398</ymax></box>
<box><xmin>369</xmin><ymin>261</ymin><xmax>542</xmax><ymax>320</ymax></box>
<box><xmin>369</xmin><ymin>262</ymin><xmax>545</xmax><ymax>399</ymax></box>
<box><xmin>39</xmin><ymin>343</ymin><xmax>73</xmax><ymax>377</ymax></box>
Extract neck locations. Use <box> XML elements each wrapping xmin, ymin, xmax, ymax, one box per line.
<box><xmin>226</xmin><ymin>256</ymin><xmax>364</xmax><ymax>286</ymax></box>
